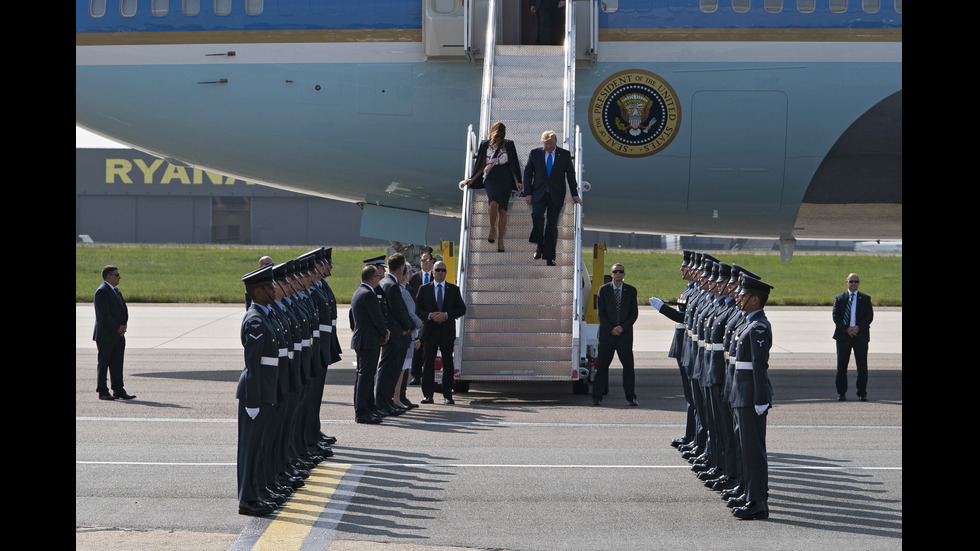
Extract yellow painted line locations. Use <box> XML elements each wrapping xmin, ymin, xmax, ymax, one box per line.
<box><xmin>251</xmin><ymin>464</ymin><xmax>350</xmax><ymax>550</ymax></box>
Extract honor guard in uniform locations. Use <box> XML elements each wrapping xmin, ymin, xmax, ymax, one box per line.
<box><xmin>312</xmin><ymin>248</ymin><xmax>341</xmax><ymax>447</ymax></box>
<box><xmin>649</xmin><ymin>251</ymin><xmax>695</xmax><ymax>443</ymax></box>
<box><xmin>296</xmin><ymin>251</ymin><xmax>336</xmax><ymax>459</ymax></box>
<box><xmin>237</xmin><ymin>266</ymin><xmax>280</xmax><ymax>517</ymax></box>
<box><xmin>727</xmin><ymin>275</ymin><xmax>774</xmax><ymax>520</ymax></box>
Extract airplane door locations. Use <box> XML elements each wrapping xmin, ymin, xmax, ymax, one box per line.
<box><xmin>424</xmin><ymin>0</ymin><xmax>465</xmax><ymax>59</ymax></box>
<box><xmin>689</xmin><ymin>91</ymin><xmax>787</xmax><ymax>214</ymax></box>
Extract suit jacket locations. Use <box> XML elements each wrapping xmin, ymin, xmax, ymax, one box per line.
<box><xmin>408</xmin><ymin>270</ymin><xmax>433</xmax><ymax>299</ymax></box>
<box><xmin>523</xmin><ymin>145</ymin><xmax>578</xmax><ymax>205</ymax></box>
<box><xmin>416</xmin><ymin>281</ymin><xmax>467</xmax><ymax>342</ymax></box>
<box><xmin>596</xmin><ymin>282</ymin><xmax>638</xmax><ymax>343</ymax></box>
<box><xmin>832</xmin><ymin>290</ymin><xmax>873</xmax><ymax>342</ymax></box>
<box><xmin>93</xmin><ymin>281</ymin><xmax>128</xmax><ymax>343</ymax></box>
<box><xmin>350</xmin><ymin>283</ymin><xmax>388</xmax><ymax>351</ymax></box>
<box><xmin>381</xmin><ymin>273</ymin><xmax>414</xmax><ymax>335</ymax></box>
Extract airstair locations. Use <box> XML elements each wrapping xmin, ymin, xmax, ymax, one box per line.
<box><xmin>453</xmin><ymin>0</ymin><xmax>592</xmax><ymax>392</ymax></box>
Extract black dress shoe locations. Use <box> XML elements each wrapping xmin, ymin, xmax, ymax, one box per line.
<box><xmin>721</xmin><ymin>486</ymin><xmax>742</xmax><ymax>500</ymax></box>
<box><xmin>321</xmin><ymin>435</ymin><xmax>337</xmax><ymax>445</ymax></box>
<box><xmin>628</xmin><ymin>398</ymin><xmax>638</xmax><ymax>406</ymax></box>
<box><xmin>99</xmin><ymin>393</ymin><xmax>116</xmax><ymax>401</ymax></box>
<box><xmin>355</xmin><ymin>415</ymin><xmax>382</xmax><ymax>424</ymax></box>
<box><xmin>670</xmin><ymin>437</ymin><xmax>689</xmax><ymax>448</ymax></box>
<box><xmin>546</xmin><ymin>260</ymin><xmax>557</xmax><ymax>266</ymax></box>
<box><xmin>592</xmin><ymin>398</ymin><xmax>601</xmax><ymax>406</ymax></box>
<box><xmin>280</xmin><ymin>476</ymin><xmax>305</xmax><ymax>489</ymax></box>
<box><xmin>403</xmin><ymin>400</ymin><xmax>419</xmax><ymax>409</ymax></box>
<box><xmin>691</xmin><ymin>463</ymin><xmax>713</xmax><ymax>473</ymax></box>
<box><xmin>316</xmin><ymin>446</ymin><xmax>334</xmax><ymax>458</ymax></box>
<box><xmin>726</xmin><ymin>495</ymin><xmax>747</xmax><ymax>508</ymax></box>
<box><xmin>408</xmin><ymin>377</ymin><xmax>421</xmax><ymax>386</ymax></box>
<box><xmin>263</xmin><ymin>490</ymin><xmax>287</xmax><ymax>506</ymax></box>
<box><xmin>443</xmin><ymin>398</ymin><xmax>455</xmax><ymax>405</ymax></box>
<box><xmin>732</xmin><ymin>501</ymin><xmax>769</xmax><ymax>520</ymax></box>
<box><xmin>837</xmin><ymin>394</ymin><xmax>846</xmax><ymax>401</ymax></box>
<box><xmin>239</xmin><ymin>500</ymin><xmax>276</xmax><ymax>516</ymax></box>
<box><xmin>114</xmin><ymin>392</ymin><xmax>137</xmax><ymax>400</ymax></box>
<box><xmin>859</xmin><ymin>395</ymin><xmax>868</xmax><ymax>402</ymax></box>
<box><xmin>533</xmin><ymin>251</ymin><xmax>542</xmax><ymax>260</ymax></box>
<box><xmin>420</xmin><ymin>397</ymin><xmax>434</xmax><ymax>404</ymax></box>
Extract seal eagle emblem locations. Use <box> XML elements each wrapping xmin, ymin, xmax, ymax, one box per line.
<box><xmin>588</xmin><ymin>69</ymin><xmax>680</xmax><ymax>158</ymax></box>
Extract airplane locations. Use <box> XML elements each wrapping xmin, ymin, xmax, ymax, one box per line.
<box><xmin>75</xmin><ymin>0</ymin><xmax>902</xmax><ymax>255</ymax></box>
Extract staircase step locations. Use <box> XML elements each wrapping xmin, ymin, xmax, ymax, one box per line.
<box><xmin>455</xmin><ymin>361</ymin><xmax>572</xmax><ymax>380</ymax></box>
<box><xmin>465</xmin><ymin>318</ymin><xmax>571</xmax><ymax>333</ymax></box>
<box><xmin>462</xmin><ymin>346</ymin><xmax>572</xmax><ymax>362</ymax></box>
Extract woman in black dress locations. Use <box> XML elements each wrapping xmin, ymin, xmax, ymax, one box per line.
<box><xmin>464</xmin><ymin>122</ymin><xmax>522</xmax><ymax>251</ymax></box>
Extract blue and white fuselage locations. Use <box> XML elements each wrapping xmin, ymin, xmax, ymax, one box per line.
<box><xmin>76</xmin><ymin>0</ymin><xmax>901</xmax><ymax>240</ymax></box>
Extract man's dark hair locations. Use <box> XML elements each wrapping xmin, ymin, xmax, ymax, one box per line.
<box><xmin>102</xmin><ymin>265</ymin><xmax>118</xmax><ymax>279</ymax></box>
<box><xmin>361</xmin><ymin>265</ymin><xmax>378</xmax><ymax>282</ymax></box>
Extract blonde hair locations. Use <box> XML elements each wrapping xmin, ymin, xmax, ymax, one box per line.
<box><xmin>489</xmin><ymin>122</ymin><xmax>506</xmax><ymax>146</ymax></box>
<box><xmin>541</xmin><ymin>130</ymin><xmax>557</xmax><ymax>142</ymax></box>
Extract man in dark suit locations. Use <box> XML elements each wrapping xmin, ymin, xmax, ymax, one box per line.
<box><xmin>376</xmin><ymin>253</ymin><xmax>415</xmax><ymax>416</ymax></box>
<box><xmin>416</xmin><ymin>261</ymin><xmax>467</xmax><ymax>404</ymax></box>
<box><xmin>593</xmin><ymin>263</ymin><xmax>639</xmax><ymax>406</ymax></box>
<box><xmin>523</xmin><ymin>130</ymin><xmax>581</xmax><ymax>266</ymax></box>
<box><xmin>529</xmin><ymin>0</ymin><xmax>565</xmax><ymax>45</ymax></box>
<box><xmin>350</xmin><ymin>265</ymin><xmax>389</xmax><ymax>423</ymax></box>
<box><xmin>832</xmin><ymin>272</ymin><xmax>874</xmax><ymax>401</ymax></box>
<box><xmin>237</xmin><ymin>265</ymin><xmax>281</xmax><ymax>516</ymax></box>
<box><xmin>93</xmin><ymin>265</ymin><xmax>135</xmax><ymax>401</ymax></box>
<box><xmin>406</xmin><ymin>250</ymin><xmax>435</xmax><ymax>385</ymax></box>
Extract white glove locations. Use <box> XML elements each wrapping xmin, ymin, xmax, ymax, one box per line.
<box><xmin>754</xmin><ymin>404</ymin><xmax>769</xmax><ymax>415</ymax></box>
<box><xmin>648</xmin><ymin>297</ymin><xmax>664</xmax><ymax>309</ymax></box>
<box><xmin>246</xmin><ymin>407</ymin><xmax>260</xmax><ymax>419</ymax></box>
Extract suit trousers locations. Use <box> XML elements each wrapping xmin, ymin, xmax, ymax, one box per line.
<box><xmin>593</xmin><ymin>336</ymin><xmax>636</xmax><ymax>400</ymax></box>
<box><xmin>734</xmin><ymin>406</ymin><xmax>768</xmax><ymax>503</ymax></box>
<box><xmin>376</xmin><ymin>333</ymin><xmax>408</xmax><ymax>409</ymax></box>
<box><xmin>835</xmin><ymin>338</ymin><xmax>869</xmax><ymax>396</ymax></box>
<box><xmin>354</xmin><ymin>348</ymin><xmax>381</xmax><ymax>417</ymax></box>
<box><xmin>529</xmin><ymin>195</ymin><xmax>563</xmax><ymax>261</ymax></box>
<box><xmin>96</xmin><ymin>336</ymin><xmax>126</xmax><ymax>394</ymax></box>
<box><xmin>422</xmin><ymin>330</ymin><xmax>455</xmax><ymax>399</ymax></box>
<box><xmin>238</xmin><ymin>400</ymin><xmax>273</xmax><ymax>502</ymax></box>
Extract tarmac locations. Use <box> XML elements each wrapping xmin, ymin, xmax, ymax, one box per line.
<box><xmin>77</xmin><ymin>304</ymin><xmax>902</xmax><ymax>550</ymax></box>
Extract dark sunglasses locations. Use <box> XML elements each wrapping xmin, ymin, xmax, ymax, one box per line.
<box><xmin>434</xmin><ymin>268</ymin><xmax>447</xmax><ymax>272</ymax></box>
<box><xmin>612</xmin><ymin>270</ymin><xmax>624</xmax><ymax>274</ymax></box>
<box><xmin>847</xmin><ymin>280</ymin><xmax>859</xmax><ymax>283</ymax></box>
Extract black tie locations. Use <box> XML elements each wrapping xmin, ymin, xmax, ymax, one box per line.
<box><xmin>615</xmin><ymin>287</ymin><xmax>622</xmax><ymax>325</ymax></box>
<box><xmin>844</xmin><ymin>292</ymin><xmax>853</xmax><ymax>325</ymax></box>
<box><xmin>437</xmin><ymin>284</ymin><xmax>444</xmax><ymax>312</ymax></box>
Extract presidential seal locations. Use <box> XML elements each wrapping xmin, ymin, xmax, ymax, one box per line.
<box><xmin>588</xmin><ymin>69</ymin><xmax>680</xmax><ymax>158</ymax></box>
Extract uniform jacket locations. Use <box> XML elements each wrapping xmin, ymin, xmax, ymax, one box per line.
<box><xmin>832</xmin><ymin>290</ymin><xmax>873</xmax><ymax>342</ymax></box>
<box><xmin>236</xmin><ymin>304</ymin><xmax>280</xmax><ymax>408</ymax></box>
<box><xmin>730</xmin><ymin>309</ymin><xmax>774</xmax><ymax>408</ymax></box>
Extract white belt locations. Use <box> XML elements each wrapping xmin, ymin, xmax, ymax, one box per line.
<box><xmin>288</xmin><ymin>351</ymin><xmax>294</xmax><ymax>359</ymax></box>
<box><xmin>331</xmin><ymin>319</ymin><xmax>337</xmax><ymax>326</ymax></box>
<box><xmin>278</xmin><ymin>348</ymin><xmax>288</xmax><ymax>357</ymax></box>
<box><xmin>736</xmin><ymin>361</ymin><xmax>754</xmax><ymax>371</ymax></box>
<box><xmin>313</xmin><ymin>330</ymin><xmax>320</xmax><ymax>337</ymax></box>
<box><xmin>708</xmin><ymin>343</ymin><xmax>724</xmax><ymax>351</ymax></box>
<box><xmin>294</xmin><ymin>344</ymin><xmax>302</xmax><ymax>351</ymax></box>
<box><xmin>675</xmin><ymin>323</ymin><xmax>686</xmax><ymax>329</ymax></box>
<box><xmin>319</xmin><ymin>324</ymin><xmax>333</xmax><ymax>333</ymax></box>
<box><xmin>302</xmin><ymin>339</ymin><xmax>311</xmax><ymax>347</ymax></box>
<box><xmin>260</xmin><ymin>356</ymin><xmax>278</xmax><ymax>366</ymax></box>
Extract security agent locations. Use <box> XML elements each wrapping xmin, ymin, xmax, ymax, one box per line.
<box><xmin>237</xmin><ymin>265</ymin><xmax>281</xmax><ymax>517</ymax></box>
<box><xmin>727</xmin><ymin>275</ymin><xmax>774</xmax><ymax>520</ymax></box>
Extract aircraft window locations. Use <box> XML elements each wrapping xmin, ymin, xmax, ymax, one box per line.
<box><xmin>862</xmin><ymin>0</ymin><xmax>879</xmax><ymax>12</ymax></box>
<box><xmin>829</xmin><ymin>0</ymin><xmax>847</xmax><ymax>13</ymax></box>
<box><xmin>431</xmin><ymin>0</ymin><xmax>459</xmax><ymax>14</ymax></box>
<box><xmin>184</xmin><ymin>0</ymin><xmax>201</xmax><ymax>16</ymax></box>
<box><xmin>764</xmin><ymin>0</ymin><xmax>782</xmax><ymax>12</ymax></box>
<box><xmin>699</xmin><ymin>0</ymin><xmax>718</xmax><ymax>13</ymax></box>
<box><xmin>215</xmin><ymin>0</ymin><xmax>232</xmax><ymax>16</ymax></box>
<box><xmin>89</xmin><ymin>0</ymin><xmax>106</xmax><ymax>17</ymax></box>
<box><xmin>732</xmin><ymin>0</ymin><xmax>750</xmax><ymax>13</ymax></box>
<box><xmin>894</xmin><ymin>0</ymin><xmax>901</xmax><ymax>13</ymax></box>
<box><xmin>121</xmin><ymin>0</ymin><xmax>137</xmax><ymax>17</ymax></box>
<box><xmin>152</xmin><ymin>0</ymin><xmax>169</xmax><ymax>16</ymax></box>
<box><xmin>246</xmin><ymin>0</ymin><xmax>263</xmax><ymax>15</ymax></box>
<box><xmin>601</xmin><ymin>0</ymin><xmax>619</xmax><ymax>12</ymax></box>
<box><xmin>797</xmin><ymin>0</ymin><xmax>815</xmax><ymax>13</ymax></box>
